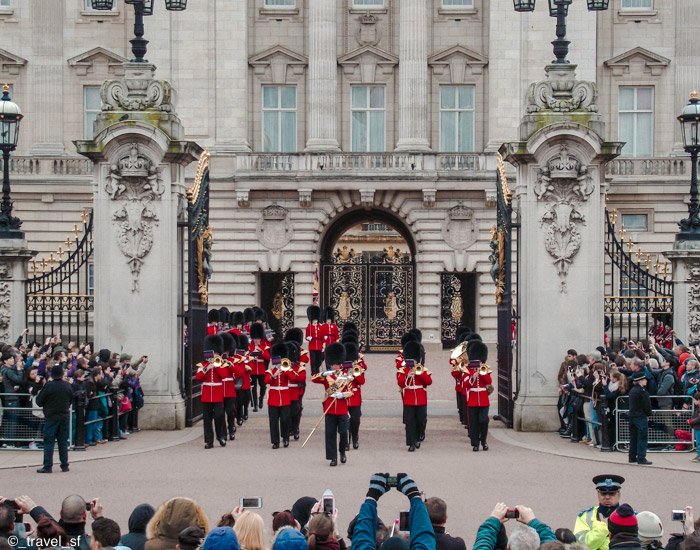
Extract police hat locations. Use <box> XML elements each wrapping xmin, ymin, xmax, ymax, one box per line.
<box><xmin>631</xmin><ymin>371</ymin><xmax>646</xmax><ymax>382</ymax></box>
<box><xmin>592</xmin><ymin>474</ymin><xmax>625</xmax><ymax>492</ymax></box>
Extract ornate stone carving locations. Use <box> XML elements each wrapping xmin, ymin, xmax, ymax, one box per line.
<box><xmin>298</xmin><ymin>189</ymin><xmax>313</xmax><ymax>208</ymax></box>
<box><xmin>257</xmin><ymin>205</ymin><xmax>293</xmax><ymax>251</ymax></box>
<box><xmin>442</xmin><ymin>204</ymin><xmax>477</xmax><ymax>250</ymax></box>
<box><xmin>422</xmin><ymin>189</ymin><xmax>436</xmax><ymax>208</ymax></box>
<box><xmin>0</xmin><ymin>263</ymin><xmax>11</xmax><ymax>279</ymax></box>
<box><xmin>106</xmin><ymin>143</ymin><xmax>164</xmax><ymax>292</ymax></box>
<box><xmin>356</xmin><ymin>13</ymin><xmax>381</xmax><ymax>47</ymax></box>
<box><xmin>0</xmin><ymin>282</ymin><xmax>10</xmax><ymax>342</ymax></box>
<box><xmin>526</xmin><ymin>64</ymin><xmax>598</xmax><ymax>114</ymax></box>
<box><xmin>686</xmin><ymin>263</ymin><xmax>700</xmax><ymax>341</ymax></box>
<box><xmin>237</xmin><ymin>190</ymin><xmax>250</xmax><ymax>208</ymax></box>
<box><xmin>534</xmin><ymin>145</ymin><xmax>594</xmax><ymax>293</ymax></box>
<box><xmin>360</xmin><ymin>189</ymin><xmax>375</xmax><ymax>208</ymax></box>
<box><xmin>101</xmin><ymin>62</ymin><xmax>174</xmax><ymax>112</ymax></box>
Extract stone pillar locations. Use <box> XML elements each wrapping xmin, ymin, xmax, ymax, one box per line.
<box><xmin>305</xmin><ymin>0</ymin><xmax>339</xmax><ymax>152</ymax></box>
<box><xmin>395</xmin><ymin>0</ymin><xmax>430</xmax><ymax>152</ymax></box>
<box><xmin>501</xmin><ymin>64</ymin><xmax>622</xmax><ymax>431</ymax></box>
<box><xmin>665</xmin><ymin>248</ymin><xmax>700</xmax><ymax>343</ymax></box>
<box><xmin>0</xmin><ymin>240</ymin><xmax>35</xmax><ymax>345</ymax></box>
<box><xmin>673</xmin><ymin>1</ymin><xmax>698</xmax><ymax>152</ymax></box>
<box><xmin>76</xmin><ymin>63</ymin><xmax>202</xmax><ymax>429</ymax></box>
<box><xmin>213</xmin><ymin>0</ymin><xmax>250</xmax><ymax>152</ymax></box>
<box><xmin>28</xmin><ymin>0</ymin><xmax>64</xmax><ymax>155</ymax></box>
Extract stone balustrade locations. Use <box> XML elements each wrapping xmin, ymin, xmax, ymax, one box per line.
<box><xmin>605</xmin><ymin>156</ymin><xmax>697</xmax><ymax>177</ymax></box>
<box><xmin>1</xmin><ymin>156</ymin><xmax>94</xmax><ymax>177</ymax></box>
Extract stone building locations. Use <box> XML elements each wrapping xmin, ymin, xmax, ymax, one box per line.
<box><xmin>1</xmin><ymin>0</ymin><xmax>697</xmax><ymax>350</ymax></box>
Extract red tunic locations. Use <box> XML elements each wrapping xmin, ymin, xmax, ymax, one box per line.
<box><xmin>451</xmin><ymin>359</ymin><xmax>464</xmax><ymax>394</ymax></box>
<box><xmin>312</xmin><ymin>372</ymin><xmax>351</xmax><ymax>415</ymax></box>
<box><xmin>288</xmin><ymin>364</ymin><xmax>306</xmax><ymax>402</ymax></box>
<box><xmin>347</xmin><ymin>369</ymin><xmax>365</xmax><ymax>407</ymax></box>
<box><xmin>248</xmin><ymin>340</ymin><xmax>271</xmax><ymax>375</ymax></box>
<box><xmin>264</xmin><ymin>368</ymin><xmax>292</xmax><ymax>407</ymax></box>
<box><xmin>194</xmin><ymin>359</ymin><xmax>229</xmax><ymax>403</ymax></box>
<box><xmin>229</xmin><ymin>327</ymin><xmax>242</xmax><ymax>336</ymax></box>
<box><xmin>320</xmin><ymin>322</ymin><xmax>340</xmax><ymax>347</ymax></box>
<box><xmin>395</xmin><ymin>353</ymin><xmax>404</xmax><ymax>370</ymax></box>
<box><xmin>463</xmin><ymin>361</ymin><xmax>492</xmax><ymax>408</ymax></box>
<box><xmin>397</xmin><ymin>368</ymin><xmax>432</xmax><ymax>406</ymax></box>
<box><xmin>299</xmin><ymin>349</ymin><xmax>310</xmax><ymax>369</ymax></box>
<box><xmin>221</xmin><ymin>358</ymin><xmax>237</xmax><ymax>399</ymax></box>
<box><xmin>231</xmin><ymin>353</ymin><xmax>252</xmax><ymax>391</ymax></box>
<box><xmin>305</xmin><ymin>323</ymin><xmax>324</xmax><ymax>351</ymax></box>
<box><xmin>206</xmin><ymin>324</ymin><xmax>218</xmax><ymax>336</ymax></box>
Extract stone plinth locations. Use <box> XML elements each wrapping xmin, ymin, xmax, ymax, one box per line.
<box><xmin>0</xmin><ymin>238</ymin><xmax>36</xmax><ymax>344</ymax></box>
<box><xmin>665</xmin><ymin>243</ymin><xmax>700</xmax><ymax>343</ymax></box>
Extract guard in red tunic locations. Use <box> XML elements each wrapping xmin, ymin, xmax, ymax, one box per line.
<box><xmin>194</xmin><ymin>334</ymin><xmax>230</xmax><ymax>449</ymax></box>
<box><xmin>397</xmin><ymin>341</ymin><xmax>432</xmax><ymax>452</ymax></box>
<box><xmin>243</xmin><ymin>307</ymin><xmax>254</xmax><ymax>336</ymax></box>
<box><xmin>265</xmin><ymin>342</ymin><xmax>294</xmax><ymax>449</ymax></box>
<box><xmin>207</xmin><ymin>310</ymin><xmax>220</xmax><ymax>336</ymax></box>
<box><xmin>306</xmin><ymin>306</ymin><xmax>324</xmax><ymax>375</ymax></box>
<box><xmin>344</xmin><ymin>341</ymin><xmax>365</xmax><ymax>450</ymax></box>
<box><xmin>463</xmin><ymin>340</ymin><xmax>493</xmax><ymax>452</ymax></box>
<box><xmin>219</xmin><ymin>332</ymin><xmax>238</xmax><ymax>441</ymax></box>
<box><xmin>231</xmin><ymin>334</ymin><xmax>252</xmax><ymax>424</ymax></box>
<box><xmin>321</xmin><ymin>307</ymin><xmax>340</xmax><ymax>348</ymax></box>
<box><xmin>284</xmin><ymin>329</ymin><xmax>307</xmax><ymax>440</ymax></box>
<box><xmin>249</xmin><ymin>322</ymin><xmax>271</xmax><ymax>411</ymax></box>
<box><xmin>451</xmin><ymin>328</ymin><xmax>472</xmax><ymax>430</ymax></box>
<box><xmin>311</xmin><ymin>342</ymin><xmax>350</xmax><ymax>467</ymax></box>
<box><xmin>229</xmin><ymin>311</ymin><xmax>244</xmax><ymax>336</ymax></box>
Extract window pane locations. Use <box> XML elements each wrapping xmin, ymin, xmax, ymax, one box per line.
<box><xmin>458</xmin><ymin>112</ymin><xmax>474</xmax><ymax>152</ymax></box>
<box><xmin>621</xmin><ymin>214</ymin><xmax>648</xmax><ymax>231</ymax></box>
<box><xmin>281</xmin><ymin>111</ymin><xmax>296</xmax><ymax>152</ymax></box>
<box><xmin>618</xmin><ymin>113</ymin><xmax>634</xmax><ymax>155</ymax></box>
<box><xmin>636</xmin><ymin>113</ymin><xmax>653</xmax><ymax>156</ymax></box>
<box><xmin>85</xmin><ymin>86</ymin><xmax>101</xmax><ymax>110</ymax></box>
<box><xmin>458</xmin><ymin>86</ymin><xmax>474</xmax><ymax>109</ymax></box>
<box><xmin>352</xmin><ymin>86</ymin><xmax>367</xmax><ymax>109</ymax></box>
<box><xmin>352</xmin><ymin>111</ymin><xmax>367</xmax><ymax>152</ymax></box>
<box><xmin>1</xmin><ymin>0</ymin><xmax>11</xmax><ymax>6</ymax></box>
<box><xmin>441</xmin><ymin>87</ymin><xmax>456</xmax><ymax>110</ymax></box>
<box><xmin>265</xmin><ymin>0</ymin><xmax>294</xmax><ymax>5</ymax></box>
<box><xmin>637</xmin><ymin>88</ymin><xmax>653</xmax><ymax>111</ymax></box>
<box><xmin>440</xmin><ymin>112</ymin><xmax>456</xmax><ymax>151</ymax></box>
<box><xmin>622</xmin><ymin>0</ymin><xmax>652</xmax><ymax>8</ymax></box>
<box><xmin>369</xmin><ymin>111</ymin><xmax>384</xmax><ymax>151</ymax></box>
<box><xmin>263</xmin><ymin>111</ymin><xmax>279</xmax><ymax>152</ymax></box>
<box><xmin>263</xmin><ymin>86</ymin><xmax>278</xmax><ymax>109</ymax></box>
<box><xmin>443</xmin><ymin>0</ymin><xmax>472</xmax><ymax>5</ymax></box>
<box><xmin>369</xmin><ymin>86</ymin><xmax>384</xmax><ymax>109</ymax></box>
<box><xmin>353</xmin><ymin>0</ymin><xmax>383</xmax><ymax>5</ymax></box>
<box><xmin>619</xmin><ymin>88</ymin><xmax>634</xmax><ymax>111</ymax></box>
<box><xmin>280</xmin><ymin>86</ymin><xmax>296</xmax><ymax>109</ymax></box>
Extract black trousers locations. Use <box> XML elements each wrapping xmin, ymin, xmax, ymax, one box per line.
<box><xmin>223</xmin><ymin>397</ymin><xmax>236</xmax><ymax>436</ymax></box>
<box><xmin>403</xmin><ymin>405</ymin><xmax>427</xmax><ymax>447</ymax></box>
<box><xmin>310</xmin><ymin>350</ymin><xmax>324</xmax><ymax>376</ymax></box>
<box><xmin>349</xmin><ymin>406</ymin><xmax>362</xmax><ymax>445</ymax></box>
<box><xmin>325</xmin><ymin>414</ymin><xmax>349</xmax><ymax>461</ymax></box>
<box><xmin>42</xmin><ymin>414</ymin><xmax>70</xmax><ymax>471</ymax></box>
<box><xmin>290</xmin><ymin>400</ymin><xmax>301</xmax><ymax>436</ymax></box>
<box><xmin>467</xmin><ymin>406</ymin><xmax>489</xmax><ymax>447</ymax></box>
<box><xmin>251</xmin><ymin>375</ymin><xmax>266</xmax><ymax>407</ymax></box>
<box><xmin>268</xmin><ymin>405</ymin><xmax>291</xmax><ymax>445</ymax></box>
<box><xmin>456</xmin><ymin>391</ymin><xmax>466</xmax><ymax>424</ymax></box>
<box><xmin>236</xmin><ymin>389</ymin><xmax>250</xmax><ymax>421</ymax></box>
<box><xmin>629</xmin><ymin>416</ymin><xmax>649</xmax><ymax>461</ymax></box>
<box><xmin>202</xmin><ymin>402</ymin><xmax>224</xmax><ymax>445</ymax></box>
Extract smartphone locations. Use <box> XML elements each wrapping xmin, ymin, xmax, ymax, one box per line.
<box><xmin>85</xmin><ymin>502</ymin><xmax>92</xmax><ymax>511</ymax></box>
<box><xmin>386</xmin><ymin>476</ymin><xmax>398</xmax><ymax>488</ymax></box>
<box><xmin>240</xmin><ymin>497</ymin><xmax>263</xmax><ymax>509</ymax></box>
<box><xmin>505</xmin><ymin>509</ymin><xmax>519</xmax><ymax>519</ymax></box>
<box><xmin>322</xmin><ymin>489</ymin><xmax>334</xmax><ymax>515</ymax></box>
<box><xmin>399</xmin><ymin>511</ymin><xmax>410</xmax><ymax>531</ymax></box>
<box><xmin>672</xmin><ymin>510</ymin><xmax>686</xmax><ymax>522</ymax></box>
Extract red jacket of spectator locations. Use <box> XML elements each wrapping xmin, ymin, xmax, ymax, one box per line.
<box><xmin>312</xmin><ymin>371</ymin><xmax>350</xmax><ymax>415</ymax></box>
<box><xmin>194</xmin><ymin>359</ymin><xmax>229</xmax><ymax>403</ymax></box>
<box><xmin>463</xmin><ymin>361</ymin><xmax>492</xmax><ymax>408</ymax></box>
<box><xmin>305</xmin><ymin>322</ymin><xmax>324</xmax><ymax>352</ymax></box>
<box><xmin>248</xmin><ymin>340</ymin><xmax>271</xmax><ymax>375</ymax></box>
<box><xmin>397</xmin><ymin>368</ymin><xmax>432</xmax><ymax>407</ymax></box>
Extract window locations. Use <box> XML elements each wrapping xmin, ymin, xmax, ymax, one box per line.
<box><xmin>440</xmin><ymin>86</ymin><xmax>475</xmax><ymax>152</ymax></box>
<box><xmin>264</xmin><ymin>0</ymin><xmax>295</xmax><ymax>6</ymax></box>
<box><xmin>621</xmin><ymin>0</ymin><xmax>652</xmax><ymax>9</ymax></box>
<box><xmin>618</xmin><ymin>87</ymin><xmax>653</xmax><ymax>157</ymax></box>
<box><xmin>442</xmin><ymin>0</ymin><xmax>474</xmax><ymax>7</ymax></box>
<box><xmin>262</xmin><ymin>85</ymin><xmax>296</xmax><ymax>152</ymax></box>
<box><xmin>87</xmin><ymin>263</ymin><xmax>95</xmax><ymax>296</ymax></box>
<box><xmin>0</xmin><ymin>0</ymin><xmax>11</xmax><ymax>7</ymax></box>
<box><xmin>351</xmin><ymin>86</ymin><xmax>385</xmax><ymax>152</ymax></box>
<box><xmin>83</xmin><ymin>0</ymin><xmax>116</xmax><ymax>10</ymax></box>
<box><xmin>621</xmin><ymin>213</ymin><xmax>649</xmax><ymax>232</ymax></box>
<box><xmin>84</xmin><ymin>86</ymin><xmax>101</xmax><ymax>139</ymax></box>
<box><xmin>353</xmin><ymin>0</ymin><xmax>384</xmax><ymax>6</ymax></box>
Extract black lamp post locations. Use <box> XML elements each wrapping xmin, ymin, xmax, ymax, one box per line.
<box><xmin>91</xmin><ymin>0</ymin><xmax>188</xmax><ymax>63</ymax></box>
<box><xmin>0</xmin><ymin>84</ymin><xmax>23</xmax><ymax>237</ymax></box>
<box><xmin>677</xmin><ymin>91</ymin><xmax>700</xmax><ymax>241</ymax></box>
<box><xmin>512</xmin><ymin>0</ymin><xmax>610</xmax><ymax>64</ymax></box>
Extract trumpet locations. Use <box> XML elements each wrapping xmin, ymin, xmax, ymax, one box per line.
<box><xmin>478</xmin><ymin>364</ymin><xmax>493</xmax><ymax>375</ymax></box>
<box><xmin>280</xmin><ymin>358</ymin><xmax>293</xmax><ymax>372</ymax></box>
<box><xmin>410</xmin><ymin>363</ymin><xmax>432</xmax><ymax>376</ymax></box>
<box><xmin>351</xmin><ymin>363</ymin><xmax>365</xmax><ymax>377</ymax></box>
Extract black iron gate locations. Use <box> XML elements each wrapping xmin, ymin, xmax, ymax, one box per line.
<box><xmin>604</xmin><ymin>209</ymin><xmax>673</xmax><ymax>348</ymax></box>
<box><xmin>182</xmin><ymin>152</ymin><xmax>211</xmax><ymax>426</ymax></box>
<box><xmin>321</xmin><ymin>247</ymin><xmax>414</xmax><ymax>352</ymax></box>
<box><xmin>440</xmin><ymin>272</ymin><xmax>477</xmax><ymax>349</ymax></box>
<box><xmin>25</xmin><ymin>209</ymin><xmax>94</xmax><ymax>344</ymax></box>
<box><xmin>491</xmin><ymin>153</ymin><xmax>517</xmax><ymax>428</ymax></box>
<box><xmin>260</xmin><ymin>271</ymin><xmax>295</xmax><ymax>339</ymax></box>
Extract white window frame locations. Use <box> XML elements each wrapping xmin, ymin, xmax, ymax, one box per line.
<box><xmin>352</xmin><ymin>0</ymin><xmax>384</xmax><ymax>7</ymax></box>
<box><xmin>618</xmin><ymin>86</ymin><xmax>654</xmax><ymax>158</ymax></box>
<box><xmin>439</xmin><ymin>85</ymin><xmax>475</xmax><ymax>153</ymax></box>
<box><xmin>621</xmin><ymin>0</ymin><xmax>652</xmax><ymax>10</ymax></box>
<box><xmin>262</xmin><ymin>85</ymin><xmax>297</xmax><ymax>153</ymax></box>
<box><xmin>264</xmin><ymin>0</ymin><xmax>295</xmax><ymax>7</ymax></box>
<box><xmin>441</xmin><ymin>0</ymin><xmax>474</xmax><ymax>8</ymax></box>
<box><xmin>621</xmin><ymin>213</ymin><xmax>649</xmax><ymax>232</ymax></box>
<box><xmin>350</xmin><ymin>85</ymin><xmax>386</xmax><ymax>153</ymax></box>
<box><xmin>83</xmin><ymin>86</ymin><xmax>102</xmax><ymax>140</ymax></box>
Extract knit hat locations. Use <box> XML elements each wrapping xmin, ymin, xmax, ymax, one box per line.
<box><xmin>608</xmin><ymin>504</ymin><xmax>638</xmax><ymax>536</ymax></box>
<box><xmin>201</xmin><ymin>527</ymin><xmax>239</xmax><ymax>550</ymax></box>
<box><xmin>636</xmin><ymin>511</ymin><xmax>663</xmax><ymax>542</ymax></box>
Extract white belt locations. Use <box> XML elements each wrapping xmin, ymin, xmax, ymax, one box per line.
<box><xmin>470</xmin><ymin>388</ymin><xmax>487</xmax><ymax>392</ymax></box>
<box><xmin>289</xmin><ymin>383</ymin><xmax>299</xmax><ymax>388</ymax></box>
<box><xmin>405</xmin><ymin>385</ymin><xmax>424</xmax><ymax>390</ymax></box>
<box><xmin>203</xmin><ymin>382</ymin><xmax>222</xmax><ymax>386</ymax></box>
<box><xmin>270</xmin><ymin>386</ymin><xmax>289</xmax><ymax>390</ymax></box>
<box><xmin>222</xmin><ymin>378</ymin><xmax>234</xmax><ymax>382</ymax></box>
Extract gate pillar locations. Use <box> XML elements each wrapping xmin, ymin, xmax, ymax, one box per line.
<box><xmin>76</xmin><ymin>62</ymin><xmax>202</xmax><ymax>430</ymax></box>
<box><xmin>501</xmin><ymin>64</ymin><xmax>622</xmax><ymax>431</ymax></box>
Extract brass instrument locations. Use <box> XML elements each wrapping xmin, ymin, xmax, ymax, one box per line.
<box><xmin>478</xmin><ymin>364</ymin><xmax>493</xmax><ymax>376</ymax></box>
<box><xmin>450</xmin><ymin>341</ymin><xmax>469</xmax><ymax>367</ymax></box>
<box><xmin>280</xmin><ymin>358</ymin><xmax>293</xmax><ymax>371</ymax></box>
<box><xmin>410</xmin><ymin>363</ymin><xmax>432</xmax><ymax>377</ymax></box>
<box><xmin>211</xmin><ymin>356</ymin><xmax>224</xmax><ymax>368</ymax></box>
<box><xmin>351</xmin><ymin>363</ymin><xmax>365</xmax><ymax>377</ymax></box>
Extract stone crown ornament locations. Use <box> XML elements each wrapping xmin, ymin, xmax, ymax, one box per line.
<box><xmin>526</xmin><ymin>64</ymin><xmax>598</xmax><ymax>114</ymax></box>
<box><xmin>101</xmin><ymin>62</ymin><xmax>174</xmax><ymax>113</ymax></box>
<box><xmin>262</xmin><ymin>205</ymin><xmax>287</xmax><ymax>220</ymax></box>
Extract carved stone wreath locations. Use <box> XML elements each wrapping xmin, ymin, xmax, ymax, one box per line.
<box><xmin>256</xmin><ymin>205</ymin><xmax>293</xmax><ymax>251</ymax></box>
<box><xmin>105</xmin><ymin>143</ymin><xmax>165</xmax><ymax>292</ymax></box>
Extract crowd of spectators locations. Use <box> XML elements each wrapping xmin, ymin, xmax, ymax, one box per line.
<box><xmin>557</xmin><ymin>333</ymin><xmax>700</xmax><ymax>458</ymax></box>
<box><xmin>0</xmin><ymin>329</ymin><xmax>148</xmax><ymax>450</ymax></box>
<box><xmin>0</xmin><ymin>474</ymin><xmax>698</xmax><ymax>550</ymax></box>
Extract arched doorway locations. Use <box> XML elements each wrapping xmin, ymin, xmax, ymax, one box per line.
<box><xmin>320</xmin><ymin>209</ymin><xmax>416</xmax><ymax>352</ymax></box>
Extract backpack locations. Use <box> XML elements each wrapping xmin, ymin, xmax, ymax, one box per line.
<box><xmin>660</xmin><ymin>368</ymin><xmax>684</xmax><ymax>396</ymax></box>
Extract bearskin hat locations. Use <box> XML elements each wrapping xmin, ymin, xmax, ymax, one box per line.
<box><xmin>250</xmin><ymin>322</ymin><xmax>266</xmax><ymax>340</ymax></box>
<box><xmin>208</xmin><ymin>309</ymin><xmax>220</xmax><ymax>323</ymax></box>
<box><xmin>286</xmin><ymin>341</ymin><xmax>300</xmax><ymax>363</ymax></box>
<box><xmin>284</xmin><ymin>328</ymin><xmax>304</xmax><ymax>346</ymax></box>
<box><xmin>469</xmin><ymin>340</ymin><xmax>488</xmax><ymax>363</ymax></box>
<box><xmin>203</xmin><ymin>334</ymin><xmax>224</xmax><ymax>356</ymax></box>
<box><xmin>243</xmin><ymin>307</ymin><xmax>254</xmax><ymax>323</ymax></box>
<box><xmin>403</xmin><ymin>341</ymin><xmax>423</xmax><ymax>362</ymax></box>
<box><xmin>408</xmin><ymin>328</ymin><xmax>422</xmax><ymax>343</ymax></box>
<box><xmin>231</xmin><ymin>311</ymin><xmax>244</xmax><ymax>326</ymax></box>
<box><xmin>401</xmin><ymin>331</ymin><xmax>418</xmax><ymax>348</ymax></box>
<box><xmin>307</xmin><ymin>305</ymin><xmax>321</xmax><ymax>322</ymax></box>
<box><xmin>342</xmin><ymin>322</ymin><xmax>358</xmax><ymax>333</ymax></box>
<box><xmin>218</xmin><ymin>307</ymin><xmax>230</xmax><ymax>324</ymax></box>
<box><xmin>322</xmin><ymin>307</ymin><xmax>336</xmax><ymax>323</ymax></box>
<box><xmin>465</xmin><ymin>332</ymin><xmax>482</xmax><ymax>343</ymax></box>
<box><xmin>344</xmin><ymin>342</ymin><xmax>359</xmax><ymax>363</ymax></box>
<box><xmin>253</xmin><ymin>307</ymin><xmax>267</xmax><ymax>323</ymax></box>
<box><xmin>341</xmin><ymin>330</ymin><xmax>358</xmax><ymax>344</ymax></box>
<box><xmin>270</xmin><ymin>342</ymin><xmax>289</xmax><ymax>360</ymax></box>
<box><xmin>237</xmin><ymin>334</ymin><xmax>249</xmax><ymax>351</ymax></box>
<box><xmin>220</xmin><ymin>332</ymin><xmax>237</xmax><ymax>355</ymax></box>
<box><xmin>324</xmin><ymin>342</ymin><xmax>345</xmax><ymax>367</ymax></box>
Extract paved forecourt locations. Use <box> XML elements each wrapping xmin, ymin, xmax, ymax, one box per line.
<box><xmin>0</xmin><ymin>351</ymin><xmax>696</xmax><ymax>545</ymax></box>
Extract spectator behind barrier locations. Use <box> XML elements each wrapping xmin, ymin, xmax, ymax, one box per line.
<box><xmin>272</xmin><ymin>527</ymin><xmax>309</xmax><ymax>550</ymax></box>
<box><xmin>291</xmin><ymin>498</ymin><xmax>317</xmax><ymax>537</ymax></box>
<box><xmin>233</xmin><ymin>510</ymin><xmax>265</xmax><ymax>550</ymax></box>
<box><xmin>201</xmin><ymin>526</ymin><xmax>239</xmax><ymax>550</ymax></box>
<box><xmin>176</xmin><ymin>527</ymin><xmax>205</xmax><ymax>550</ymax></box>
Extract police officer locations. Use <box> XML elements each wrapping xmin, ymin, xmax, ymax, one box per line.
<box><xmin>628</xmin><ymin>370</ymin><xmax>653</xmax><ymax>465</ymax></box>
<box><xmin>574</xmin><ymin>474</ymin><xmax>625</xmax><ymax>550</ymax></box>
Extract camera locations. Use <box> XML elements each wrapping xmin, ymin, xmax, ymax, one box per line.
<box><xmin>505</xmin><ymin>509</ymin><xmax>519</xmax><ymax>519</ymax></box>
<box><xmin>672</xmin><ymin>510</ymin><xmax>686</xmax><ymax>522</ymax></box>
<box><xmin>86</xmin><ymin>502</ymin><xmax>92</xmax><ymax>511</ymax></box>
<box><xmin>386</xmin><ymin>476</ymin><xmax>398</xmax><ymax>488</ymax></box>
<box><xmin>399</xmin><ymin>511</ymin><xmax>410</xmax><ymax>531</ymax></box>
<box><xmin>240</xmin><ymin>497</ymin><xmax>263</xmax><ymax>509</ymax></box>
<box><xmin>3</xmin><ymin>499</ymin><xmax>19</xmax><ymax>510</ymax></box>
<box><xmin>322</xmin><ymin>489</ymin><xmax>334</xmax><ymax>515</ymax></box>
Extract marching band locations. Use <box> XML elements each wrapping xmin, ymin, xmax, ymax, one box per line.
<box><xmin>195</xmin><ymin>305</ymin><xmax>494</xmax><ymax>460</ymax></box>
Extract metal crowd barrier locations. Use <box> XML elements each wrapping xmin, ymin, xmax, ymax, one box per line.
<box><xmin>615</xmin><ymin>395</ymin><xmax>697</xmax><ymax>452</ymax></box>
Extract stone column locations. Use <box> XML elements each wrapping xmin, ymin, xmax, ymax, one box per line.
<box><xmin>305</xmin><ymin>0</ymin><xmax>339</xmax><ymax>151</ymax></box>
<box><xmin>502</xmin><ymin>64</ymin><xmax>622</xmax><ymax>431</ymax></box>
<box><xmin>673</xmin><ymin>1</ymin><xmax>698</xmax><ymax>152</ymax></box>
<box><xmin>213</xmin><ymin>0</ymin><xmax>250</xmax><ymax>152</ymax></box>
<box><xmin>0</xmin><ymin>240</ymin><xmax>35</xmax><ymax>345</ymax></box>
<box><xmin>665</xmin><ymin>247</ymin><xmax>700</xmax><ymax>343</ymax></box>
<box><xmin>28</xmin><ymin>0</ymin><xmax>64</xmax><ymax>155</ymax></box>
<box><xmin>76</xmin><ymin>63</ymin><xmax>202</xmax><ymax>429</ymax></box>
<box><xmin>394</xmin><ymin>0</ymin><xmax>430</xmax><ymax>152</ymax></box>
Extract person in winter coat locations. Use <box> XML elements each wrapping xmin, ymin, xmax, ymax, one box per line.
<box><xmin>607</xmin><ymin>504</ymin><xmax>642</xmax><ymax>550</ymax></box>
<box><xmin>201</xmin><ymin>527</ymin><xmax>239</xmax><ymax>550</ymax></box>
<box><xmin>472</xmin><ymin>503</ymin><xmax>555</xmax><ymax>550</ymax></box>
<box><xmin>145</xmin><ymin>498</ymin><xmax>209</xmax><ymax>550</ymax></box>
<box><xmin>687</xmin><ymin>392</ymin><xmax>700</xmax><ymax>463</ymax></box>
<box><xmin>273</xmin><ymin>527</ymin><xmax>308</xmax><ymax>550</ymax></box>
<box><xmin>119</xmin><ymin>504</ymin><xmax>156</xmax><ymax>550</ymax></box>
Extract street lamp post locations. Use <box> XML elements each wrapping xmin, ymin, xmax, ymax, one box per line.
<box><xmin>91</xmin><ymin>0</ymin><xmax>188</xmax><ymax>63</ymax></box>
<box><xmin>512</xmin><ymin>0</ymin><xmax>610</xmax><ymax>64</ymax></box>
<box><xmin>0</xmin><ymin>84</ymin><xmax>23</xmax><ymax>237</ymax></box>
<box><xmin>677</xmin><ymin>91</ymin><xmax>700</xmax><ymax>241</ymax></box>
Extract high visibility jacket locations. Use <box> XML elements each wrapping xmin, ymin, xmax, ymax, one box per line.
<box><xmin>574</xmin><ymin>506</ymin><xmax>610</xmax><ymax>550</ymax></box>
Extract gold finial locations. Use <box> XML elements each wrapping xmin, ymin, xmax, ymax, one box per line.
<box><xmin>611</xmin><ymin>209</ymin><xmax>618</xmax><ymax>225</ymax></box>
<box><xmin>645</xmin><ymin>254</ymin><xmax>651</xmax><ymax>270</ymax></box>
<box><xmin>619</xmin><ymin>224</ymin><xmax>626</xmax><ymax>241</ymax></box>
<box><xmin>81</xmin><ymin>209</ymin><xmax>88</xmax><ymax>225</ymax></box>
<box><xmin>31</xmin><ymin>260</ymin><xmax>37</xmax><ymax>275</ymax></box>
<box><xmin>635</xmin><ymin>247</ymin><xmax>642</xmax><ymax>262</ymax></box>
<box><xmin>65</xmin><ymin>236</ymin><xmax>72</xmax><ymax>249</ymax></box>
<box><xmin>41</xmin><ymin>258</ymin><xmax>46</xmax><ymax>272</ymax></box>
<box><xmin>58</xmin><ymin>246</ymin><xmax>64</xmax><ymax>259</ymax></box>
<box><xmin>2</xmin><ymin>84</ymin><xmax>8</xmax><ymax>94</ymax></box>
<box><xmin>48</xmin><ymin>254</ymin><xmax>55</xmax><ymax>267</ymax></box>
<box><xmin>626</xmin><ymin>240</ymin><xmax>634</xmax><ymax>254</ymax></box>
<box><xmin>691</xmin><ymin>90</ymin><xmax>699</xmax><ymax>101</ymax></box>
<box><xmin>73</xmin><ymin>224</ymin><xmax>79</xmax><ymax>238</ymax></box>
